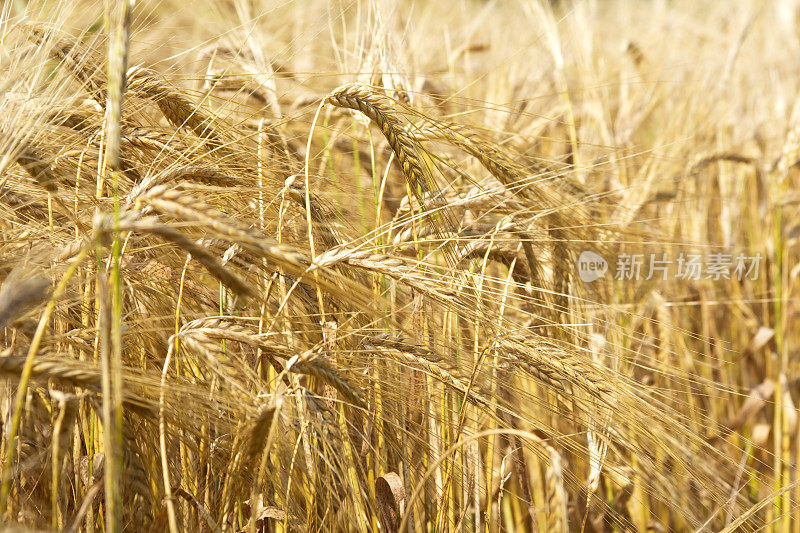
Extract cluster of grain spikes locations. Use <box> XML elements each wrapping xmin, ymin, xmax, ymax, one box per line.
<box><xmin>0</xmin><ymin>2</ymin><xmax>778</xmax><ymax>532</ymax></box>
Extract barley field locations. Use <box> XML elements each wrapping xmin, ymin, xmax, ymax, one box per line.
<box><xmin>0</xmin><ymin>0</ymin><xmax>798</xmax><ymax>531</ymax></box>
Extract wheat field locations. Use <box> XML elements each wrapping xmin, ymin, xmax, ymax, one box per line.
<box><xmin>0</xmin><ymin>0</ymin><xmax>798</xmax><ymax>531</ymax></box>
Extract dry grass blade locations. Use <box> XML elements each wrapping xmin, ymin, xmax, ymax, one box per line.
<box><xmin>376</xmin><ymin>472</ymin><xmax>406</xmax><ymax>532</ymax></box>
